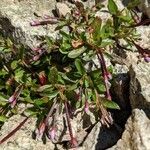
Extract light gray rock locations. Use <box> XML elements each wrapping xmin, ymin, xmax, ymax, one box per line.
<box><xmin>107</xmin><ymin>109</ymin><xmax>150</xmax><ymax>150</ymax></box>
<box><xmin>122</xmin><ymin>0</ymin><xmax>150</xmax><ymax>18</ymax></box>
<box><xmin>56</xmin><ymin>2</ymin><xmax>71</xmax><ymax>17</ymax></box>
<box><xmin>0</xmin><ymin>115</ymin><xmax>55</xmax><ymax>150</ymax></box>
<box><xmin>138</xmin><ymin>0</ymin><xmax>150</xmax><ymax>18</ymax></box>
<box><xmin>136</xmin><ymin>25</ymin><xmax>150</xmax><ymax>49</ymax></box>
<box><xmin>129</xmin><ymin>62</ymin><xmax>150</xmax><ymax>110</ymax></box>
<box><xmin>82</xmin><ymin>122</ymin><xmax>122</xmax><ymax>150</ymax></box>
<box><xmin>0</xmin><ymin>0</ymin><xmax>57</xmax><ymax>48</ymax></box>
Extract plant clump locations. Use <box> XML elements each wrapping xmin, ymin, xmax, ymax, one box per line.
<box><xmin>0</xmin><ymin>0</ymin><xmax>149</xmax><ymax>148</ymax></box>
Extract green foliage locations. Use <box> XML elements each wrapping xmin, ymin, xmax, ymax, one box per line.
<box><xmin>0</xmin><ymin>0</ymin><xmax>141</xmax><ymax>147</ymax></box>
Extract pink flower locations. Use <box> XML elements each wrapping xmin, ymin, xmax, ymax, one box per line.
<box><xmin>32</xmin><ymin>47</ymin><xmax>43</xmax><ymax>54</ymax></box>
<box><xmin>8</xmin><ymin>86</ymin><xmax>23</xmax><ymax>108</ymax></box>
<box><xmin>84</xmin><ymin>100</ymin><xmax>89</xmax><ymax>113</ymax></box>
<box><xmin>48</xmin><ymin>126</ymin><xmax>57</xmax><ymax>141</ymax></box>
<box><xmin>106</xmin><ymin>71</ymin><xmax>112</xmax><ymax>80</ymax></box>
<box><xmin>8</xmin><ymin>95</ymin><xmax>15</xmax><ymax>103</ymax></box>
<box><xmin>144</xmin><ymin>56</ymin><xmax>150</xmax><ymax>62</ymax></box>
<box><xmin>43</xmin><ymin>15</ymin><xmax>51</xmax><ymax>19</ymax></box>
<box><xmin>30</xmin><ymin>20</ymin><xmax>40</xmax><ymax>26</ymax></box>
<box><xmin>8</xmin><ymin>95</ymin><xmax>17</xmax><ymax>108</ymax></box>
<box><xmin>70</xmin><ymin>137</ymin><xmax>78</xmax><ymax>148</ymax></box>
<box><xmin>33</xmin><ymin>55</ymin><xmax>40</xmax><ymax>61</ymax></box>
<box><xmin>35</xmin><ymin>121</ymin><xmax>46</xmax><ymax>139</ymax></box>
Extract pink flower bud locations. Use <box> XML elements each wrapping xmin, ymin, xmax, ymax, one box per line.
<box><xmin>36</xmin><ymin>121</ymin><xmax>46</xmax><ymax>139</ymax></box>
<box><xmin>43</xmin><ymin>15</ymin><xmax>51</xmax><ymax>19</ymax></box>
<box><xmin>106</xmin><ymin>72</ymin><xmax>112</xmax><ymax>80</ymax></box>
<box><xmin>8</xmin><ymin>95</ymin><xmax>15</xmax><ymax>103</ymax></box>
<box><xmin>32</xmin><ymin>47</ymin><xmax>40</xmax><ymax>52</ymax></box>
<box><xmin>105</xmin><ymin>92</ymin><xmax>111</xmax><ymax>100</ymax></box>
<box><xmin>144</xmin><ymin>56</ymin><xmax>150</xmax><ymax>62</ymax></box>
<box><xmin>30</xmin><ymin>20</ymin><xmax>40</xmax><ymax>26</ymax></box>
<box><xmin>11</xmin><ymin>99</ymin><xmax>17</xmax><ymax>108</ymax></box>
<box><xmin>8</xmin><ymin>94</ymin><xmax>17</xmax><ymax>108</ymax></box>
<box><xmin>84</xmin><ymin>100</ymin><xmax>89</xmax><ymax>113</ymax></box>
<box><xmin>38</xmin><ymin>71</ymin><xmax>47</xmax><ymax>85</ymax></box>
<box><xmin>32</xmin><ymin>47</ymin><xmax>43</xmax><ymax>54</ymax></box>
<box><xmin>70</xmin><ymin>137</ymin><xmax>78</xmax><ymax>148</ymax></box>
<box><xmin>48</xmin><ymin>126</ymin><xmax>57</xmax><ymax>141</ymax></box>
<box><xmin>33</xmin><ymin>55</ymin><xmax>40</xmax><ymax>61</ymax></box>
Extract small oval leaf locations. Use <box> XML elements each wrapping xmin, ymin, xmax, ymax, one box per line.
<box><xmin>68</xmin><ymin>47</ymin><xmax>86</xmax><ymax>58</ymax></box>
<box><xmin>101</xmin><ymin>98</ymin><xmax>120</xmax><ymax>109</ymax></box>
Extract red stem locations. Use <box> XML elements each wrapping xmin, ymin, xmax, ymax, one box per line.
<box><xmin>64</xmin><ymin>102</ymin><xmax>74</xmax><ymax>142</ymax></box>
<box><xmin>0</xmin><ymin>117</ymin><xmax>28</xmax><ymax>144</ymax></box>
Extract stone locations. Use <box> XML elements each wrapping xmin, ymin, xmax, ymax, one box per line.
<box><xmin>129</xmin><ymin>62</ymin><xmax>150</xmax><ymax>110</ymax></box>
<box><xmin>138</xmin><ymin>0</ymin><xmax>150</xmax><ymax>18</ymax></box>
<box><xmin>136</xmin><ymin>25</ymin><xmax>150</xmax><ymax>49</ymax></box>
<box><xmin>0</xmin><ymin>115</ymin><xmax>55</xmax><ymax>150</ymax></box>
<box><xmin>112</xmin><ymin>64</ymin><xmax>129</xmax><ymax>109</ymax></box>
<box><xmin>0</xmin><ymin>0</ymin><xmax>57</xmax><ymax>48</ymax></box>
<box><xmin>82</xmin><ymin>122</ymin><xmax>122</xmax><ymax>150</ymax></box>
<box><xmin>107</xmin><ymin>109</ymin><xmax>150</xmax><ymax>150</ymax></box>
<box><xmin>56</xmin><ymin>2</ymin><xmax>71</xmax><ymax>17</ymax></box>
<box><xmin>122</xmin><ymin>0</ymin><xmax>150</xmax><ymax>18</ymax></box>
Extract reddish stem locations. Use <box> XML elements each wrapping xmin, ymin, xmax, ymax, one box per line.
<box><xmin>30</xmin><ymin>19</ymin><xmax>58</xmax><ymax>26</ymax></box>
<box><xmin>132</xmin><ymin>41</ymin><xmax>150</xmax><ymax>56</ymax></box>
<box><xmin>97</xmin><ymin>53</ymin><xmax>111</xmax><ymax>100</ymax></box>
<box><xmin>0</xmin><ymin>117</ymin><xmax>28</xmax><ymax>144</ymax></box>
<box><xmin>129</xmin><ymin>18</ymin><xmax>150</xmax><ymax>27</ymax></box>
<box><xmin>64</xmin><ymin>102</ymin><xmax>77</xmax><ymax>148</ymax></box>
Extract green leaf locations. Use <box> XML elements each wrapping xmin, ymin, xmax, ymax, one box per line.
<box><xmin>68</xmin><ymin>47</ymin><xmax>86</xmax><ymax>58</ymax></box>
<box><xmin>57</xmin><ymin>74</ymin><xmax>65</xmax><ymax>84</ymax></box>
<box><xmin>59</xmin><ymin>72</ymin><xmax>76</xmax><ymax>83</ymax></box>
<box><xmin>0</xmin><ymin>93</ymin><xmax>8</xmax><ymax>101</ymax></box>
<box><xmin>101</xmin><ymin>98</ymin><xmax>120</xmax><ymax>109</ymax></box>
<box><xmin>11</xmin><ymin>60</ymin><xmax>18</xmax><ymax>70</ymax></box>
<box><xmin>66</xmin><ymin>83</ymin><xmax>78</xmax><ymax>91</ymax></box>
<box><xmin>95</xmin><ymin>81</ymin><xmax>105</xmax><ymax>93</ymax></box>
<box><xmin>108</xmin><ymin>0</ymin><xmax>118</xmax><ymax>15</ymax></box>
<box><xmin>100</xmin><ymin>39</ymin><xmax>114</xmax><ymax>47</ymax></box>
<box><xmin>37</xmin><ymin>85</ymin><xmax>53</xmax><ymax>92</ymax></box>
<box><xmin>45</xmin><ymin>36</ymin><xmax>54</xmax><ymax>52</ymax></box>
<box><xmin>75</xmin><ymin>58</ymin><xmax>86</xmax><ymax>75</ymax></box>
<box><xmin>34</xmin><ymin>98</ymin><xmax>49</xmax><ymax>106</ymax></box>
<box><xmin>100</xmin><ymin>20</ymin><xmax>114</xmax><ymax>39</ymax></box>
<box><xmin>55</xmin><ymin>21</ymin><xmax>68</xmax><ymax>30</ymax></box>
<box><xmin>24</xmin><ymin>108</ymin><xmax>38</xmax><ymax>117</ymax></box>
<box><xmin>91</xmin><ymin>17</ymin><xmax>102</xmax><ymax>42</ymax></box>
<box><xmin>60</xmin><ymin>30</ymin><xmax>70</xmax><ymax>40</ymax></box>
<box><xmin>47</xmin><ymin>91</ymin><xmax>59</xmax><ymax>99</ymax></box>
<box><xmin>14</xmin><ymin>68</ymin><xmax>25</xmax><ymax>83</ymax></box>
<box><xmin>6</xmin><ymin>38</ymin><xmax>13</xmax><ymax>47</ymax></box>
<box><xmin>0</xmin><ymin>115</ymin><xmax>8</xmax><ymax>122</ymax></box>
<box><xmin>48</xmin><ymin>67</ymin><xmax>58</xmax><ymax>84</ymax></box>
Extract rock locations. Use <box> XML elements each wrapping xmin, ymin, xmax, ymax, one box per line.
<box><xmin>129</xmin><ymin>62</ymin><xmax>150</xmax><ymax>110</ymax></box>
<box><xmin>112</xmin><ymin>64</ymin><xmax>129</xmax><ymax>109</ymax></box>
<box><xmin>0</xmin><ymin>115</ymin><xmax>55</xmax><ymax>150</ymax></box>
<box><xmin>56</xmin><ymin>2</ymin><xmax>71</xmax><ymax>17</ymax></box>
<box><xmin>82</xmin><ymin>122</ymin><xmax>122</xmax><ymax>150</ymax></box>
<box><xmin>82</xmin><ymin>122</ymin><xmax>101</xmax><ymax>150</ymax></box>
<box><xmin>0</xmin><ymin>0</ymin><xmax>57</xmax><ymax>48</ymax></box>
<box><xmin>138</xmin><ymin>0</ymin><xmax>150</xmax><ymax>18</ymax></box>
<box><xmin>122</xmin><ymin>0</ymin><xmax>150</xmax><ymax>18</ymax></box>
<box><xmin>136</xmin><ymin>25</ymin><xmax>150</xmax><ymax>50</ymax></box>
<box><xmin>107</xmin><ymin>109</ymin><xmax>150</xmax><ymax>150</ymax></box>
